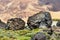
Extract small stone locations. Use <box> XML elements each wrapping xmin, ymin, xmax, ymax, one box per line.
<box><xmin>0</xmin><ymin>20</ymin><xmax>7</xmax><ymax>29</ymax></box>
<box><xmin>31</xmin><ymin>32</ymin><xmax>47</xmax><ymax>40</ymax></box>
<box><xmin>56</xmin><ymin>21</ymin><xmax>60</xmax><ymax>27</ymax></box>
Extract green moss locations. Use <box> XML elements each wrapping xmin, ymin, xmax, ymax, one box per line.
<box><xmin>0</xmin><ymin>28</ymin><xmax>59</xmax><ymax>40</ymax></box>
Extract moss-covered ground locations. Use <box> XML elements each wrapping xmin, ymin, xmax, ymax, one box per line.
<box><xmin>0</xmin><ymin>28</ymin><xmax>59</xmax><ymax>40</ymax></box>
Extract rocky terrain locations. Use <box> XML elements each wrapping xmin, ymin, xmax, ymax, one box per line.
<box><xmin>0</xmin><ymin>0</ymin><xmax>60</xmax><ymax>40</ymax></box>
<box><xmin>0</xmin><ymin>0</ymin><xmax>60</xmax><ymax>23</ymax></box>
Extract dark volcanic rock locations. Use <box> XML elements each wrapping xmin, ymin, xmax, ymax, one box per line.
<box><xmin>27</xmin><ymin>11</ymin><xmax>52</xmax><ymax>30</ymax></box>
<box><xmin>7</xmin><ymin>18</ymin><xmax>25</xmax><ymax>30</ymax></box>
<box><xmin>0</xmin><ymin>20</ymin><xmax>7</xmax><ymax>29</ymax></box>
<box><xmin>47</xmin><ymin>28</ymin><xmax>53</xmax><ymax>35</ymax></box>
<box><xmin>31</xmin><ymin>32</ymin><xmax>47</xmax><ymax>40</ymax></box>
<box><xmin>56</xmin><ymin>21</ymin><xmax>60</xmax><ymax>27</ymax></box>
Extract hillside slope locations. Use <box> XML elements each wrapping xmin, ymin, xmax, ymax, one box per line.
<box><xmin>0</xmin><ymin>0</ymin><xmax>60</xmax><ymax>23</ymax></box>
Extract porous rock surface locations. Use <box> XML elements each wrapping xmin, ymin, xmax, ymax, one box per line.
<box><xmin>7</xmin><ymin>18</ymin><xmax>25</xmax><ymax>30</ymax></box>
<box><xmin>27</xmin><ymin>11</ymin><xmax>52</xmax><ymax>29</ymax></box>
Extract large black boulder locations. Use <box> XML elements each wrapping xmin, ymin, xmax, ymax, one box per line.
<box><xmin>0</xmin><ymin>20</ymin><xmax>7</xmax><ymax>29</ymax></box>
<box><xmin>7</xmin><ymin>18</ymin><xmax>25</xmax><ymax>30</ymax></box>
<box><xmin>56</xmin><ymin>21</ymin><xmax>60</xmax><ymax>27</ymax></box>
<box><xmin>27</xmin><ymin>11</ymin><xmax>52</xmax><ymax>30</ymax></box>
<box><xmin>31</xmin><ymin>32</ymin><xmax>47</xmax><ymax>40</ymax></box>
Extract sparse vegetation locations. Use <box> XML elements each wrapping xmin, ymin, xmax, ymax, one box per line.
<box><xmin>0</xmin><ymin>28</ymin><xmax>59</xmax><ymax>40</ymax></box>
<box><xmin>53</xmin><ymin>19</ymin><xmax>60</xmax><ymax>21</ymax></box>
